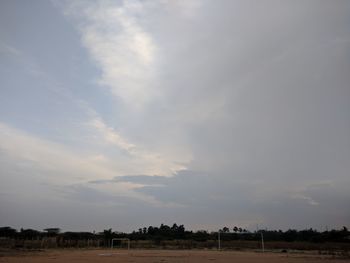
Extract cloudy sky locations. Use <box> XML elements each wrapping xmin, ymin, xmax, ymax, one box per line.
<box><xmin>0</xmin><ymin>0</ymin><xmax>349</xmax><ymax>232</ymax></box>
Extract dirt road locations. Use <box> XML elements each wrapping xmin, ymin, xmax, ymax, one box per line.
<box><xmin>0</xmin><ymin>249</ymin><xmax>348</xmax><ymax>262</ymax></box>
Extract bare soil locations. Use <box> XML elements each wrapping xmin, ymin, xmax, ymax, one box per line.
<box><xmin>0</xmin><ymin>249</ymin><xmax>349</xmax><ymax>263</ymax></box>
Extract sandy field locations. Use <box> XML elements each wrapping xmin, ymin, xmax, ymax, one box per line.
<box><xmin>0</xmin><ymin>249</ymin><xmax>349</xmax><ymax>263</ymax></box>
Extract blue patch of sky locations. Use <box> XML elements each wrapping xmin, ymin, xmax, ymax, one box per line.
<box><xmin>0</xmin><ymin>0</ymin><xmax>119</xmax><ymax>146</ymax></box>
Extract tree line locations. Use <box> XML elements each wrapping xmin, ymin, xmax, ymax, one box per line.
<box><xmin>0</xmin><ymin>224</ymin><xmax>349</xmax><ymax>244</ymax></box>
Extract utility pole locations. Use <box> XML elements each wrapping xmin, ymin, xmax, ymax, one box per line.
<box><xmin>261</xmin><ymin>232</ymin><xmax>265</xmax><ymax>253</ymax></box>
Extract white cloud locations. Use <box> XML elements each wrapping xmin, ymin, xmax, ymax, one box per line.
<box><xmin>0</xmin><ymin>117</ymin><xmax>189</xmax><ymax>186</ymax></box>
<box><xmin>59</xmin><ymin>0</ymin><xmax>196</xmax><ymax>177</ymax></box>
<box><xmin>0</xmin><ymin>121</ymin><xmax>188</xmax><ymax>208</ymax></box>
<box><xmin>0</xmin><ymin>123</ymin><xmax>129</xmax><ymax>200</ymax></box>
<box><xmin>0</xmin><ymin>122</ymin><xmax>115</xmax><ymax>184</ymax></box>
<box><xmin>70</xmin><ymin>0</ymin><xmax>158</xmax><ymax>109</ymax></box>
<box><xmin>89</xmin><ymin>117</ymin><xmax>136</xmax><ymax>153</ymax></box>
<box><xmin>291</xmin><ymin>193</ymin><xmax>319</xmax><ymax>206</ymax></box>
<box><xmin>87</xmin><ymin>117</ymin><xmax>190</xmax><ymax>176</ymax></box>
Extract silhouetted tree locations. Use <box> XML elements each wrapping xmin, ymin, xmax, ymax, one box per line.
<box><xmin>0</xmin><ymin>227</ymin><xmax>17</xmax><ymax>238</ymax></box>
<box><xmin>222</xmin><ymin>227</ymin><xmax>230</xmax><ymax>233</ymax></box>
<box><xmin>102</xmin><ymin>228</ymin><xmax>113</xmax><ymax>247</ymax></box>
<box><xmin>20</xmin><ymin>229</ymin><xmax>40</xmax><ymax>240</ymax></box>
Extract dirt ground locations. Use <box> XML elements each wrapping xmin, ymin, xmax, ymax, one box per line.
<box><xmin>0</xmin><ymin>249</ymin><xmax>349</xmax><ymax>263</ymax></box>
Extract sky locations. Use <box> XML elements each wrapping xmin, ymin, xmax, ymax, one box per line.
<box><xmin>0</xmin><ymin>0</ymin><xmax>349</xmax><ymax>233</ymax></box>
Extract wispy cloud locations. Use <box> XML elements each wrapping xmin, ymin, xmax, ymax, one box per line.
<box><xmin>0</xmin><ymin>116</ymin><xmax>189</xmax><ymax>197</ymax></box>
<box><xmin>0</xmin><ymin>42</ymin><xmax>21</xmax><ymax>56</ymax></box>
<box><xmin>289</xmin><ymin>180</ymin><xmax>335</xmax><ymax>206</ymax></box>
<box><xmin>0</xmin><ymin>122</ymin><xmax>116</xmax><ymax>184</ymax></box>
<box><xmin>0</xmin><ymin>121</ymin><xmax>185</xmax><ymax>208</ymax></box>
<box><xmin>291</xmin><ymin>193</ymin><xmax>319</xmax><ymax>206</ymax></box>
<box><xmin>88</xmin><ymin>117</ymin><xmax>136</xmax><ymax>153</ymax></box>
<box><xmin>87</xmin><ymin>116</ymin><xmax>189</xmax><ymax>176</ymax></box>
<box><xmin>66</xmin><ymin>0</ymin><xmax>158</xmax><ymax>108</ymax></box>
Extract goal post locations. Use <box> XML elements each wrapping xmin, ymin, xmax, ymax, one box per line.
<box><xmin>111</xmin><ymin>238</ymin><xmax>130</xmax><ymax>250</ymax></box>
